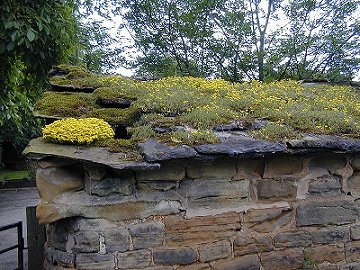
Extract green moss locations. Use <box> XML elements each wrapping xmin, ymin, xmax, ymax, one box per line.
<box><xmin>252</xmin><ymin>122</ymin><xmax>301</xmax><ymax>141</ymax></box>
<box><xmin>35</xmin><ymin>92</ymin><xmax>95</xmax><ymax>117</ymax></box>
<box><xmin>0</xmin><ymin>170</ymin><xmax>32</xmax><ymax>181</ymax></box>
<box><xmin>162</xmin><ymin>129</ymin><xmax>220</xmax><ymax>146</ymax></box>
<box><xmin>128</xmin><ymin>125</ymin><xmax>157</xmax><ymax>140</ymax></box>
<box><xmin>87</xmin><ymin>107</ymin><xmax>141</xmax><ymax>125</ymax></box>
<box><xmin>94</xmin><ymin>86</ymin><xmax>139</xmax><ymax>101</ymax></box>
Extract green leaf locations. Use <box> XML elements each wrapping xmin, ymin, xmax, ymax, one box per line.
<box><xmin>4</xmin><ymin>21</ymin><xmax>13</xmax><ymax>29</ymax></box>
<box><xmin>7</xmin><ymin>42</ymin><xmax>15</xmax><ymax>51</ymax></box>
<box><xmin>26</xmin><ymin>29</ymin><xmax>36</xmax><ymax>42</ymax></box>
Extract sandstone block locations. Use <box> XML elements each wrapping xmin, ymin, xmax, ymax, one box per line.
<box><xmin>346</xmin><ymin>241</ymin><xmax>360</xmax><ymax>263</ymax></box>
<box><xmin>177</xmin><ymin>263</ymin><xmax>211</xmax><ymax>270</ymax></box>
<box><xmin>306</xmin><ymin>244</ymin><xmax>345</xmax><ymax>264</ymax></box>
<box><xmin>351</xmin><ymin>224</ymin><xmax>360</xmax><ymax>240</ymax></box>
<box><xmin>117</xmin><ymin>249</ymin><xmax>152</xmax><ymax>269</ymax></box>
<box><xmin>198</xmin><ymin>240</ymin><xmax>232</xmax><ymax>263</ymax></box>
<box><xmin>256</xmin><ymin>178</ymin><xmax>297</xmax><ymax>200</ymax></box>
<box><xmin>71</xmin><ymin>218</ymin><xmax>116</xmax><ymax>232</ymax></box>
<box><xmin>274</xmin><ymin>231</ymin><xmax>312</xmax><ymax>248</ymax></box>
<box><xmin>104</xmin><ymin>228</ymin><xmax>131</xmax><ymax>252</ymax></box>
<box><xmin>211</xmin><ymin>254</ymin><xmax>260</xmax><ymax>270</ymax></box>
<box><xmin>36</xmin><ymin>202</ymin><xmax>61</xmax><ymax>224</ymax></box>
<box><xmin>75</xmin><ymin>253</ymin><xmax>115</xmax><ymax>270</ymax></box>
<box><xmin>36</xmin><ymin>164</ymin><xmax>83</xmax><ymax>202</ymax></box>
<box><xmin>153</xmin><ymin>247</ymin><xmax>197</xmax><ymax>265</ymax></box>
<box><xmin>38</xmin><ymin>157</ymin><xmax>77</xmax><ymax>169</ymax></box>
<box><xmin>186</xmin><ymin>159</ymin><xmax>237</xmax><ymax>179</ymax></box>
<box><xmin>312</xmin><ymin>227</ymin><xmax>349</xmax><ymax>244</ymax></box>
<box><xmin>308</xmin><ymin>174</ymin><xmax>341</xmax><ymax>195</ymax></box>
<box><xmin>136</xmin><ymin>161</ymin><xmax>185</xmax><ymax>181</ymax></box>
<box><xmin>352</xmin><ymin>155</ymin><xmax>360</xmax><ymax>171</ymax></box>
<box><xmin>264</xmin><ymin>155</ymin><xmax>303</xmax><ymax>178</ymax></box>
<box><xmin>46</xmin><ymin>248</ymin><xmax>75</xmax><ymax>267</ymax></box>
<box><xmin>233</xmin><ymin>235</ymin><xmax>273</xmax><ymax>256</ymax></box>
<box><xmin>244</xmin><ymin>207</ymin><xmax>293</xmax><ymax>233</ymax></box>
<box><xmin>296</xmin><ymin>200</ymin><xmax>356</xmax><ymax>226</ymax></box>
<box><xmin>260</xmin><ymin>248</ymin><xmax>304</xmax><ymax>270</ymax></box>
<box><xmin>73</xmin><ymin>231</ymin><xmax>99</xmax><ymax>253</ymax></box>
<box><xmin>90</xmin><ymin>175</ymin><xmax>135</xmax><ymax>196</ymax></box>
<box><xmin>138</xmin><ymin>180</ymin><xmax>179</xmax><ymax>192</ymax></box>
<box><xmin>49</xmin><ymin>219</ymin><xmax>71</xmax><ymax>251</ymax></box>
<box><xmin>83</xmin><ymin>164</ymin><xmax>108</xmax><ymax>181</ymax></box>
<box><xmin>164</xmin><ymin>212</ymin><xmax>241</xmax><ymax>246</ymax></box>
<box><xmin>128</xmin><ymin>221</ymin><xmax>164</xmax><ymax>249</ymax></box>
<box><xmin>234</xmin><ymin>159</ymin><xmax>264</xmax><ymax>180</ymax></box>
<box><xmin>348</xmin><ymin>173</ymin><xmax>360</xmax><ymax>194</ymax></box>
<box><xmin>309</xmin><ymin>154</ymin><xmax>347</xmax><ymax>172</ymax></box>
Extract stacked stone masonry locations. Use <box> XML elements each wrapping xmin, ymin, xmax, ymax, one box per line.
<box><xmin>35</xmin><ymin>152</ymin><xmax>360</xmax><ymax>269</ymax></box>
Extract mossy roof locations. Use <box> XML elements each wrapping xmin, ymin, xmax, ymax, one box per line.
<box><xmin>33</xmin><ymin>65</ymin><xmax>360</xmax><ymax>160</ymax></box>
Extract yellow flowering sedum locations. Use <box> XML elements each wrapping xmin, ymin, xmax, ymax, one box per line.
<box><xmin>42</xmin><ymin>118</ymin><xmax>115</xmax><ymax>145</ymax></box>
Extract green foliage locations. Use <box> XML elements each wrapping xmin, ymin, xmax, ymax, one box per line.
<box><xmin>252</xmin><ymin>123</ymin><xmax>300</xmax><ymax>141</ymax></box>
<box><xmin>168</xmin><ymin>129</ymin><xmax>220</xmax><ymax>145</ymax></box>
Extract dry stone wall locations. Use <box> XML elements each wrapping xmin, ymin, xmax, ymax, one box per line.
<box><xmin>35</xmin><ymin>152</ymin><xmax>360</xmax><ymax>270</ymax></box>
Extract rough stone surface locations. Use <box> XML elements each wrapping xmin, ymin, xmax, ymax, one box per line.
<box><xmin>274</xmin><ymin>231</ymin><xmax>312</xmax><ymax>248</ymax></box>
<box><xmin>264</xmin><ymin>155</ymin><xmax>303</xmax><ymax>177</ymax></box>
<box><xmin>46</xmin><ymin>248</ymin><xmax>75</xmax><ymax>267</ymax></box>
<box><xmin>186</xmin><ymin>160</ymin><xmax>237</xmax><ymax>179</ymax></box>
<box><xmin>244</xmin><ymin>207</ymin><xmax>293</xmax><ymax>232</ymax></box>
<box><xmin>256</xmin><ymin>178</ymin><xmax>297</xmax><ymax>199</ymax></box>
<box><xmin>128</xmin><ymin>221</ymin><xmax>164</xmax><ymax>249</ymax></box>
<box><xmin>296</xmin><ymin>200</ymin><xmax>356</xmax><ymax>226</ymax></box>
<box><xmin>36</xmin><ymin>164</ymin><xmax>83</xmax><ymax>202</ymax></box>
<box><xmin>117</xmin><ymin>249</ymin><xmax>152</xmax><ymax>269</ymax></box>
<box><xmin>306</xmin><ymin>244</ymin><xmax>345</xmax><ymax>263</ymax></box>
<box><xmin>312</xmin><ymin>227</ymin><xmax>349</xmax><ymax>244</ymax></box>
<box><xmin>90</xmin><ymin>174</ymin><xmax>135</xmax><ymax>196</ymax></box>
<box><xmin>233</xmin><ymin>234</ymin><xmax>273</xmax><ymax>256</ymax></box>
<box><xmin>153</xmin><ymin>247</ymin><xmax>197</xmax><ymax>265</ymax></box>
<box><xmin>138</xmin><ymin>139</ymin><xmax>198</xmax><ymax>162</ymax></box>
<box><xmin>75</xmin><ymin>253</ymin><xmax>115</xmax><ymax>270</ymax></box>
<box><xmin>234</xmin><ymin>159</ymin><xmax>264</xmax><ymax>180</ymax></box>
<box><xmin>352</xmin><ymin>155</ymin><xmax>360</xmax><ymax>171</ymax></box>
<box><xmin>198</xmin><ymin>240</ymin><xmax>232</xmax><ymax>263</ymax></box>
<box><xmin>348</xmin><ymin>173</ymin><xmax>360</xmax><ymax>194</ymax></box>
<box><xmin>351</xmin><ymin>224</ymin><xmax>360</xmax><ymax>240</ymax></box>
<box><xmin>260</xmin><ymin>248</ymin><xmax>304</xmax><ymax>270</ymax></box>
<box><xmin>164</xmin><ymin>212</ymin><xmax>241</xmax><ymax>246</ymax></box>
<box><xmin>211</xmin><ymin>254</ymin><xmax>260</xmax><ymax>270</ymax></box>
<box><xmin>194</xmin><ymin>139</ymin><xmax>287</xmax><ymax>156</ymax></box>
<box><xmin>308</xmin><ymin>174</ymin><xmax>341</xmax><ymax>195</ymax></box>
<box><xmin>104</xmin><ymin>228</ymin><xmax>131</xmax><ymax>252</ymax></box>
<box><xmin>346</xmin><ymin>241</ymin><xmax>360</xmax><ymax>263</ymax></box>
<box><xmin>136</xmin><ymin>161</ymin><xmax>185</xmax><ymax>181</ymax></box>
<box><xmin>73</xmin><ymin>231</ymin><xmax>99</xmax><ymax>253</ymax></box>
<box><xmin>309</xmin><ymin>153</ymin><xmax>348</xmax><ymax>172</ymax></box>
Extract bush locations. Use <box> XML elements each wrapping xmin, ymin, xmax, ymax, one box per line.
<box><xmin>42</xmin><ymin>118</ymin><xmax>114</xmax><ymax>145</ymax></box>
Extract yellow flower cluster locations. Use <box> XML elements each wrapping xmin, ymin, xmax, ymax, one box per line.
<box><xmin>42</xmin><ymin>118</ymin><xmax>115</xmax><ymax>145</ymax></box>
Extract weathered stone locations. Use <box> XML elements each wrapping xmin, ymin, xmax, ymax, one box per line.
<box><xmin>177</xmin><ymin>264</ymin><xmax>211</xmax><ymax>270</ymax></box>
<box><xmin>90</xmin><ymin>175</ymin><xmax>135</xmax><ymax>196</ymax></box>
<box><xmin>38</xmin><ymin>157</ymin><xmax>78</xmax><ymax>169</ymax></box>
<box><xmin>186</xmin><ymin>160</ymin><xmax>237</xmax><ymax>179</ymax></box>
<box><xmin>352</xmin><ymin>155</ymin><xmax>360</xmax><ymax>171</ymax></box>
<box><xmin>83</xmin><ymin>164</ymin><xmax>107</xmax><ymax>181</ymax></box>
<box><xmin>194</xmin><ymin>139</ymin><xmax>287</xmax><ymax>156</ymax></box>
<box><xmin>264</xmin><ymin>155</ymin><xmax>303</xmax><ymax>177</ymax></box>
<box><xmin>153</xmin><ymin>247</ymin><xmax>197</xmax><ymax>265</ymax></box>
<box><xmin>351</xmin><ymin>224</ymin><xmax>360</xmax><ymax>240</ymax></box>
<box><xmin>71</xmin><ymin>218</ymin><xmax>116</xmax><ymax>231</ymax></box>
<box><xmin>296</xmin><ymin>200</ymin><xmax>356</xmax><ymax>226</ymax></box>
<box><xmin>104</xmin><ymin>228</ymin><xmax>131</xmax><ymax>252</ymax></box>
<box><xmin>256</xmin><ymin>178</ymin><xmax>297</xmax><ymax>199</ymax></box>
<box><xmin>117</xmin><ymin>249</ymin><xmax>152</xmax><ymax>269</ymax></box>
<box><xmin>233</xmin><ymin>235</ymin><xmax>273</xmax><ymax>256</ymax></box>
<box><xmin>37</xmin><ymin>202</ymin><xmax>62</xmax><ymax>225</ymax></box>
<box><xmin>75</xmin><ymin>253</ymin><xmax>115</xmax><ymax>270</ymax></box>
<box><xmin>260</xmin><ymin>248</ymin><xmax>304</xmax><ymax>270</ymax></box>
<box><xmin>49</xmin><ymin>219</ymin><xmax>71</xmax><ymax>251</ymax></box>
<box><xmin>348</xmin><ymin>173</ymin><xmax>360</xmax><ymax>194</ymax></box>
<box><xmin>234</xmin><ymin>159</ymin><xmax>264</xmax><ymax>180</ymax></box>
<box><xmin>36</xmin><ymin>164</ymin><xmax>83</xmax><ymax>202</ymax></box>
<box><xmin>340</xmin><ymin>262</ymin><xmax>360</xmax><ymax>270</ymax></box>
<box><xmin>73</xmin><ymin>231</ymin><xmax>99</xmax><ymax>253</ymax></box>
<box><xmin>164</xmin><ymin>212</ymin><xmax>241</xmax><ymax>246</ymax></box>
<box><xmin>136</xmin><ymin>161</ymin><xmax>185</xmax><ymax>181</ymax></box>
<box><xmin>308</xmin><ymin>174</ymin><xmax>341</xmax><ymax>195</ymax></box>
<box><xmin>142</xmin><ymin>267</ymin><xmax>173</xmax><ymax>270</ymax></box>
<box><xmin>309</xmin><ymin>154</ymin><xmax>347</xmax><ymax>172</ymax></box>
<box><xmin>244</xmin><ymin>207</ymin><xmax>293</xmax><ymax>233</ymax></box>
<box><xmin>306</xmin><ymin>244</ymin><xmax>345</xmax><ymax>263</ymax></box>
<box><xmin>198</xmin><ymin>240</ymin><xmax>232</xmax><ymax>263</ymax></box>
<box><xmin>274</xmin><ymin>231</ymin><xmax>311</xmax><ymax>248</ymax></box>
<box><xmin>211</xmin><ymin>254</ymin><xmax>260</xmax><ymax>270</ymax></box>
<box><xmin>24</xmin><ymin>137</ymin><xmax>160</xmax><ymax>171</ymax></box>
<box><xmin>46</xmin><ymin>248</ymin><xmax>75</xmax><ymax>267</ymax></box>
<box><xmin>312</xmin><ymin>227</ymin><xmax>349</xmax><ymax>244</ymax></box>
<box><xmin>187</xmin><ymin>179</ymin><xmax>249</xmax><ymax>208</ymax></box>
<box><xmin>346</xmin><ymin>241</ymin><xmax>360</xmax><ymax>263</ymax></box>
<box><xmin>138</xmin><ymin>180</ymin><xmax>179</xmax><ymax>191</ymax></box>
<box><xmin>128</xmin><ymin>221</ymin><xmax>164</xmax><ymax>249</ymax></box>
<box><xmin>138</xmin><ymin>139</ymin><xmax>198</xmax><ymax>162</ymax></box>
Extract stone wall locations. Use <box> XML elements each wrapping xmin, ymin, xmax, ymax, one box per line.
<box><xmin>36</xmin><ymin>152</ymin><xmax>360</xmax><ymax>270</ymax></box>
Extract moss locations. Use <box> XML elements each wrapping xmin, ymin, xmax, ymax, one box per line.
<box><xmin>0</xmin><ymin>170</ymin><xmax>32</xmax><ymax>181</ymax></box>
<box><xmin>128</xmin><ymin>125</ymin><xmax>157</xmax><ymax>140</ymax></box>
<box><xmin>251</xmin><ymin>122</ymin><xmax>301</xmax><ymax>141</ymax></box>
<box><xmin>161</xmin><ymin>129</ymin><xmax>220</xmax><ymax>146</ymax></box>
<box><xmin>87</xmin><ymin>107</ymin><xmax>141</xmax><ymax>125</ymax></box>
<box><xmin>94</xmin><ymin>138</ymin><xmax>143</xmax><ymax>160</ymax></box>
<box><xmin>94</xmin><ymin>86</ymin><xmax>139</xmax><ymax>101</ymax></box>
<box><xmin>35</xmin><ymin>92</ymin><xmax>95</xmax><ymax>117</ymax></box>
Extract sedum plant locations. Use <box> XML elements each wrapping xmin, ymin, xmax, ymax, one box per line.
<box><xmin>42</xmin><ymin>118</ymin><xmax>114</xmax><ymax>145</ymax></box>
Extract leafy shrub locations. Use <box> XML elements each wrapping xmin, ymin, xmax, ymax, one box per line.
<box><xmin>42</xmin><ymin>118</ymin><xmax>114</xmax><ymax>145</ymax></box>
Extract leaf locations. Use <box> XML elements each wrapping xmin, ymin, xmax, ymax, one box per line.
<box><xmin>7</xmin><ymin>42</ymin><xmax>15</xmax><ymax>51</ymax></box>
<box><xmin>26</xmin><ymin>29</ymin><xmax>36</xmax><ymax>42</ymax></box>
